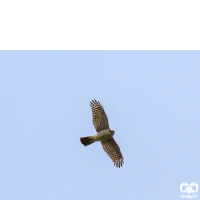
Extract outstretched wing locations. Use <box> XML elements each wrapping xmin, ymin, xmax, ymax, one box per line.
<box><xmin>90</xmin><ymin>99</ymin><xmax>109</xmax><ymax>132</ymax></box>
<box><xmin>101</xmin><ymin>138</ymin><xmax>124</xmax><ymax>168</ymax></box>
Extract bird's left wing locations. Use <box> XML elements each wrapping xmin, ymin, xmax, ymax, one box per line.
<box><xmin>101</xmin><ymin>138</ymin><xmax>124</xmax><ymax>168</ymax></box>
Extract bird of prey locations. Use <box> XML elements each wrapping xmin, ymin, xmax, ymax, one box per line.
<box><xmin>80</xmin><ymin>99</ymin><xmax>124</xmax><ymax>168</ymax></box>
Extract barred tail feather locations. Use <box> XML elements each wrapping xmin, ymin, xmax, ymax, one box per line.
<box><xmin>80</xmin><ymin>137</ymin><xmax>95</xmax><ymax>146</ymax></box>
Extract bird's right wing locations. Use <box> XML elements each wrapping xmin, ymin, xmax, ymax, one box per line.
<box><xmin>101</xmin><ymin>138</ymin><xmax>124</xmax><ymax>168</ymax></box>
<box><xmin>90</xmin><ymin>99</ymin><xmax>110</xmax><ymax>132</ymax></box>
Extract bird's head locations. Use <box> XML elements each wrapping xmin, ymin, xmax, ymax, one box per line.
<box><xmin>110</xmin><ymin>130</ymin><xmax>115</xmax><ymax>136</ymax></box>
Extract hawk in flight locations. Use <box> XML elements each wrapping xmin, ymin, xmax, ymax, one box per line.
<box><xmin>80</xmin><ymin>99</ymin><xmax>124</xmax><ymax>168</ymax></box>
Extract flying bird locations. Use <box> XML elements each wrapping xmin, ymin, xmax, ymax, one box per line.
<box><xmin>80</xmin><ymin>99</ymin><xmax>124</xmax><ymax>168</ymax></box>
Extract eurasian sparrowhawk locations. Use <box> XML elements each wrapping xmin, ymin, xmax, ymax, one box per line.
<box><xmin>80</xmin><ymin>100</ymin><xmax>124</xmax><ymax>168</ymax></box>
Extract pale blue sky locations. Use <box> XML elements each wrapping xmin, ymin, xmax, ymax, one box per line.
<box><xmin>0</xmin><ymin>51</ymin><xmax>199</xmax><ymax>200</ymax></box>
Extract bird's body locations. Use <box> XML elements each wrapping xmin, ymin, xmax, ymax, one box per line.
<box><xmin>80</xmin><ymin>129</ymin><xmax>114</xmax><ymax>146</ymax></box>
<box><xmin>80</xmin><ymin>99</ymin><xmax>124</xmax><ymax>168</ymax></box>
<box><xmin>93</xmin><ymin>129</ymin><xmax>115</xmax><ymax>141</ymax></box>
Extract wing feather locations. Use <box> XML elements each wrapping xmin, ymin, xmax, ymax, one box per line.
<box><xmin>90</xmin><ymin>99</ymin><xmax>109</xmax><ymax>132</ymax></box>
<box><xmin>101</xmin><ymin>138</ymin><xmax>124</xmax><ymax>168</ymax></box>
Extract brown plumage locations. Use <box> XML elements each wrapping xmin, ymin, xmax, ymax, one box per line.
<box><xmin>101</xmin><ymin>138</ymin><xmax>124</xmax><ymax>168</ymax></box>
<box><xmin>80</xmin><ymin>136</ymin><xmax>95</xmax><ymax>146</ymax></box>
<box><xmin>80</xmin><ymin>99</ymin><xmax>124</xmax><ymax>168</ymax></box>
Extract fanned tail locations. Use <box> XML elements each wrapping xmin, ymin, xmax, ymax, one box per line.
<box><xmin>80</xmin><ymin>136</ymin><xmax>95</xmax><ymax>146</ymax></box>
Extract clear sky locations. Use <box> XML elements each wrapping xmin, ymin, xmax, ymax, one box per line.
<box><xmin>0</xmin><ymin>51</ymin><xmax>199</xmax><ymax>200</ymax></box>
